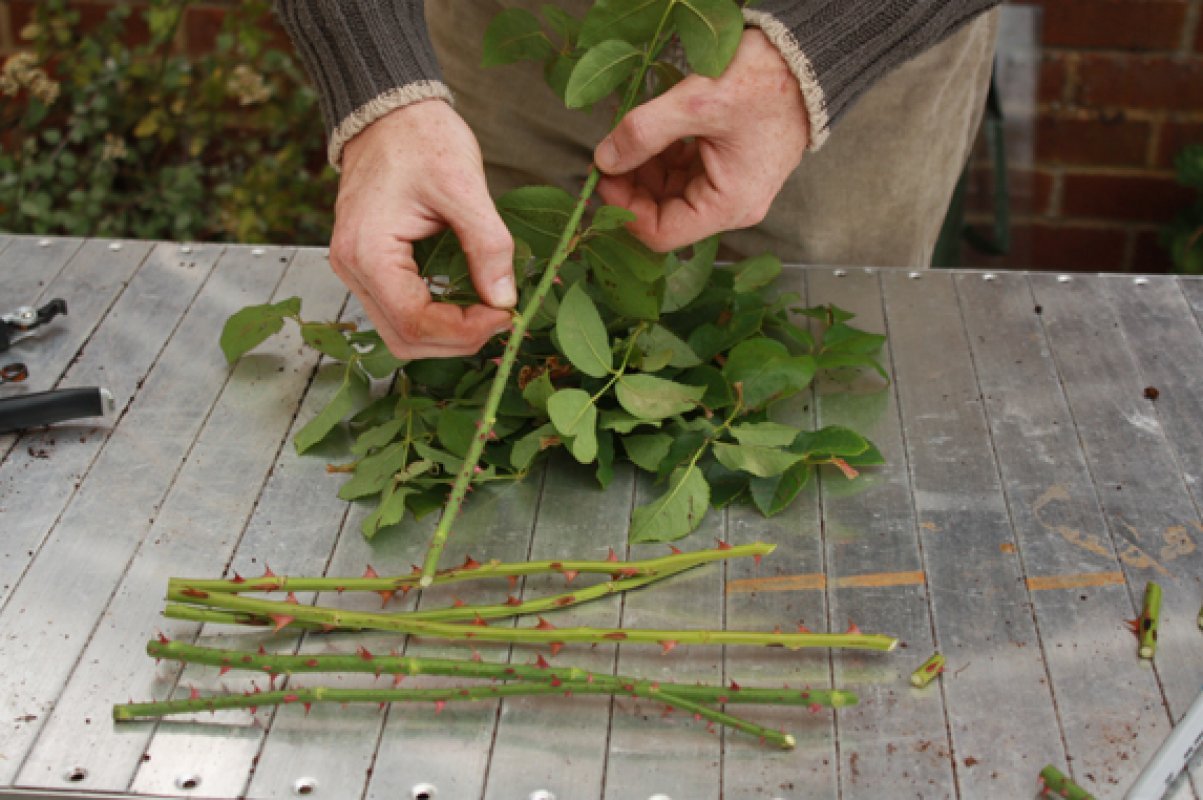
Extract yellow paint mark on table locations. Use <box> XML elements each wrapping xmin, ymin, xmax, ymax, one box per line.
<box><xmin>1025</xmin><ymin>571</ymin><xmax>1126</xmax><ymax>591</ymax></box>
<box><xmin>727</xmin><ymin>570</ymin><xmax>926</xmax><ymax>594</ymax></box>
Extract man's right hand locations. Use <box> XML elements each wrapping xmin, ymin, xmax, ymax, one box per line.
<box><xmin>332</xmin><ymin>100</ymin><xmax>516</xmax><ymax>359</ymax></box>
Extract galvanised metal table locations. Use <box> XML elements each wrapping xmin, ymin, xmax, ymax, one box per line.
<box><xmin>0</xmin><ymin>235</ymin><xmax>1200</xmax><ymax>800</ymax></box>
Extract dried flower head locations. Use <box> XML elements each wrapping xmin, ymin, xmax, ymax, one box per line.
<box><xmin>226</xmin><ymin>64</ymin><xmax>271</xmax><ymax>106</ymax></box>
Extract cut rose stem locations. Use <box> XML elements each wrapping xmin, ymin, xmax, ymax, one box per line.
<box><xmin>164</xmin><ymin>589</ymin><xmax>899</xmax><ymax>651</ymax></box>
<box><xmin>168</xmin><ymin>542</ymin><xmax>773</xmax><ymax>595</ymax></box>
<box><xmin>419</xmin><ymin>169</ymin><xmax>602</xmax><ymax>586</ymax></box>
<box><xmin>143</xmin><ymin>639</ymin><xmax>860</xmax><ymax>709</ymax></box>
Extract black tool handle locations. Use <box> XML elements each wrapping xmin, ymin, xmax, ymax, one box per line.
<box><xmin>0</xmin><ymin>387</ymin><xmax>108</xmax><ymax>433</ymax></box>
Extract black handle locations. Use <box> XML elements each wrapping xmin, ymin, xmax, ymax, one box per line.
<box><xmin>0</xmin><ymin>387</ymin><xmax>108</xmax><ymax>433</ymax></box>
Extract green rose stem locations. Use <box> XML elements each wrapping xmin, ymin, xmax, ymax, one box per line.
<box><xmin>140</xmin><ymin>639</ymin><xmax>859</xmax><ymax>710</ymax></box>
<box><xmin>165</xmin><ymin>588</ymin><xmax>899</xmax><ymax>652</ymax></box>
<box><xmin>1037</xmin><ymin>765</ymin><xmax>1095</xmax><ymax>800</ymax></box>
<box><xmin>418</xmin><ymin>12</ymin><xmax>681</xmax><ymax>586</ymax></box>
<box><xmin>112</xmin><ymin>681</ymin><xmax>795</xmax><ymax>749</ymax></box>
<box><xmin>1138</xmin><ymin>581</ymin><xmax>1162</xmax><ymax>659</ymax></box>
<box><xmin>168</xmin><ymin>542</ymin><xmax>773</xmax><ymax>596</ymax></box>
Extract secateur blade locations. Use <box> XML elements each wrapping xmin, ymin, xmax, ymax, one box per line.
<box><xmin>0</xmin><ymin>298</ymin><xmax>68</xmax><ymax>352</ymax></box>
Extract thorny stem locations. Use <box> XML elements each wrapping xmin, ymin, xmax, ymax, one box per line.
<box><xmin>169</xmin><ymin>543</ymin><xmax>773</xmax><ymax>596</ymax></box>
<box><xmin>112</xmin><ymin>681</ymin><xmax>795</xmax><ymax>749</ymax></box>
<box><xmin>143</xmin><ymin>639</ymin><xmax>860</xmax><ymax>710</ymax></box>
<box><xmin>419</xmin><ymin>7</ymin><xmax>685</xmax><ymax>585</ymax></box>
<box><xmin>165</xmin><ymin>589</ymin><xmax>899</xmax><ymax>651</ymax></box>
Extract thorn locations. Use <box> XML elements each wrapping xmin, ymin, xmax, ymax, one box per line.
<box><xmin>284</xmin><ymin>592</ymin><xmax>299</xmax><ymax>605</ymax></box>
<box><xmin>363</xmin><ymin>565</ymin><xmax>379</xmax><ymax>579</ymax></box>
<box><xmin>434</xmin><ymin>700</ymin><xmax>447</xmax><ymax>714</ymax></box>
<box><xmin>377</xmin><ymin>589</ymin><xmax>396</xmax><ymax>608</ymax></box>
<box><xmin>392</xmin><ymin>673</ymin><xmax>405</xmax><ymax>687</ymax></box>
<box><xmin>283</xmin><ymin>693</ymin><xmax>299</xmax><ymax>704</ymax></box>
<box><xmin>606</xmin><ymin>547</ymin><xmax>619</xmax><ymax>563</ymax></box>
<box><xmin>549</xmin><ymin>642</ymin><xmax>564</xmax><ymax>656</ymax></box>
<box><xmin>303</xmin><ymin>702</ymin><xmax>313</xmax><ymax>716</ymax></box>
<box><xmin>471</xmin><ymin>614</ymin><xmax>489</xmax><ymax>627</ymax></box>
<box><xmin>550</xmin><ymin>675</ymin><xmax>563</xmax><ymax>687</ymax></box>
<box><xmin>305</xmin><ymin>658</ymin><xmax>319</xmax><ymax>667</ymax></box>
<box><xmin>716</xmin><ymin>539</ymin><xmax>732</xmax><ymax>551</ymax></box>
<box><xmin>231</xmin><ymin>572</ymin><xmax>246</xmax><ymax>584</ymax></box>
<box><xmin>504</xmin><ymin>595</ymin><xmax>523</xmax><ymax>606</ymax></box>
<box><xmin>156</xmin><ymin>631</ymin><xmax>170</xmax><ymax>645</ymax></box>
<box><xmin>535</xmin><ymin>654</ymin><xmax>551</xmax><ymax>669</ymax></box>
<box><xmin>1125</xmin><ymin>618</ymin><xmax>1141</xmax><ymax>636</ymax></box>
<box><xmin>669</xmin><ymin>545</ymin><xmax>683</xmax><ymax>555</ymax></box>
<box><xmin>357</xmin><ymin>646</ymin><xmax>374</xmax><ymax>661</ymax></box>
<box><xmin>754</xmin><ymin>554</ymin><xmax>763</xmax><ymax>566</ymax></box>
<box><xmin>461</xmin><ymin>555</ymin><xmax>481</xmax><ymax>570</ymax></box>
<box><xmin>729</xmin><ymin>680</ymin><xmax>742</xmax><ymax>692</ymax></box>
<box><xmin>262</xmin><ymin>564</ymin><xmax>277</xmax><ymax>579</ymax></box>
<box><xmin>659</xmin><ymin>640</ymin><xmax>678</xmax><ymax>654</ymax></box>
<box><xmin>219</xmin><ymin>665</ymin><xmax>231</xmax><ymax>676</ymax></box>
<box><xmin>258</xmin><ymin>645</ymin><xmax>267</xmax><ymax>655</ymax></box>
<box><xmin>535</xmin><ymin>617</ymin><xmax>556</xmax><ymax>630</ymax></box>
<box><xmin>796</xmin><ymin>623</ymin><xmax>812</xmax><ymax>634</ymax></box>
<box><xmin>845</xmin><ymin>621</ymin><xmax>861</xmax><ymax>635</ymax></box>
<box><xmin>189</xmin><ymin>686</ymin><xmax>200</xmax><ymax>700</ymax></box>
<box><xmin>269</xmin><ymin>614</ymin><xmax>295</xmax><ymax>632</ymax></box>
<box><xmin>507</xmin><ymin>575</ymin><xmax>519</xmax><ymax>589</ymax></box>
<box><xmin>562</xmin><ymin>569</ymin><xmax>579</xmax><ymax>585</ymax></box>
<box><xmin>453</xmin><ymin>598</ymin><xmax>466</xmax><ymax>608</ymax></box>
<box><xmin>809</xmin><ymin>702</ymin><xmax>822</xmax><ymax>713</ymax></box>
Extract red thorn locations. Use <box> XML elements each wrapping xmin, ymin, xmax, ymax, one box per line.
<box><xmin>552</xmin><ymin>276</ymin><xmax>563</xmax><ymax>285</ymax></box>
<box><xmin>717</xmin><ymin>695</ymin><xmax>728</xmax><ymax>704</ymax></box>
<box><xmin>434</xmin><ymin>700</ymin><xmax>447</xmax><ymax>714</ymax></box>
<box><xmin>262</xmin><ymin>564</ymin><xmax>277</xmax><ymax>578</ymax></box>
<box><xmin>471</xmin><ymin>614</ymin><xmax>490</xmax><ymax>627</ymax></box>
<box><xmin>303</xmin><ymin>702</ymin><xmax>313</xmax><ymax>715</ymax></box>
<box><xmin>550</xmin><ymin>675</ymin><xmax>562</xmax><ymax>687</ymax></box>
<box><xmin>563</xmin><ymin>569</ymin><xmax>579</xmax><ymax>585</ymax></box>
<box><xmin>535</xmin><ymin>617</ymin><xmax>556</xmax><ymax>631</ymax></box>
<box><xmin>618</xmin><ymin>567</ymin><xmax>639</xmax><ymax>577</ymax></box>
<box><xmin>504</xmin><ymin>595</ymin><xmax>523</xmax><ymax>607</ymax></box>
<box><xmin>549</xmin><ymin>642</ymin><xmax>564</xmax><ymax>656</ymax></box>
<box><xmin>809</xmin><ymin>702</ymin><xmax>822</xmax><ymax>713</ymax></box>
<box><xmin>392</xmin><ymin>673</ymin><xmax>405</xmax><ymax>687</ymax></box>
<box><xmin>489</xmin><ymin>356</ymin><xmax>503</xmax><ymax>366</ymax></box>
<box><xmin>507</xmin><ymin>575</ymin><xmax>519</xmax><ymax>589</ymax></box>
<box><xmin>753</xmin><ymin>554</ymin><xmax>763</xmax><ymax>566</ymax></box>
<box><xmin>377</xmin><ymin>589</ymin><xmax>396</xmax><ymax>608</ymax></box>
<box><xmin>716</xmin><ymin>539</ymin><xmax>732</xmax><ymax>550</ymax></box>
<box><xmin>659</xmin><ymin>640</ymin><xmax>678</xmax><ymax>655</ymax></box>
<box><xmin>378</xmin><ymin>702</ymin><xmax>387</xmax><ymax>711</ymax></box>
<box><xmin>189</xmin><ymin>686</ymin><xmax>200</xmax><ymax>700</ymax></box>
<box><xmin>284</xmin><ymin>592</ymin><xmax>299</xmax><ymax>605</ymax></box>
<box><xmin>157</xmin><ymin>631</ymin><xmax>170</xmax><ymax>645</ymax></box>
<box><xmin>606</xmin><ymin>547</ymin><xmax>619</xmax><ymax>563</ymax></box>
<box><xmin>669</xmin><ymin>545</ymin><xmax>683</xmax><ymax>555</ymax></box>
<box><xmin>320</xmin><ymin>624</ymin><xmax>336</xmax><ymax>633</ymax></box>
<box><xmin>283</xmin><ymin>693</ymin><xmax>299</xmax><ymax>704</ymax></box>
<box><xmin>796</xmin><ymin>623</ymin><xmax>812</xmax><ymax>634</ymax></box>
<box><xmin>305</xmin><ymin>658</ymin><xmax>319</xmax><ymax>667</ymax></box>
<box><xmin>845</xmin><ymin>621</ymin><xmax>862</xmax><ymax>635</ymax></box>
<box><xmin>231</xmin><ymin>572</ymin><xmax>246</xmax><ymax>584</ymax></box>
<box><xmin>269</xmin><ymin>614</ymin><xmax>294</xmax><ymax>632</ymax></box>
<box><xmin>363</xmin><ymin>565</ymin><xmax>379</xmax><ymax>579</ymax></box>
<box><xmin>452</xmin><ymin>598</ymin><xmax>466</xmax><ymax>608</ymax></box>
<box><xmin>535</xmin><ymin>655</ymin><xmax>551</xmax><ymax>669</ymax></box>
<box><xmin>219</xmin><ymin>665</ymin><xmax>231</xmax><ymax>676</ymax></box>
<box><xmin>555</xmin><ymin>595</ymin><xmax>576</xmax><ymax>607</ymax></box>
<box><xmin>602</xmin><ymin>632</ymin><xmax>627</xmax><ymax>640</ymax></box>
<box><xmin>1125</xmin><ymin>618</ymin><xmax>1141</xmax><ymax>636</ymax></box>
<box><xmin>410</xmin><ymin>564</ymin><xmax>423</xmax><ymax>576</ymax></box>
<box><xmin>180</xmin><ymin>588</ymin><xmax>209</xmax><ymax>599</ymax></box>
<box><xmin>461</xmin><ymin>555</ymin><xmax>481</xmax><ymax>570</ymax></box>
<box><xmin>729</xmin><ymin>680</ymin><xmax>742</xmax><ymax>692</ymax></box>
<box><xmin>357</xmin><ymin>646</ymin><xmax>374</xmax><ymax>661</ymax></box>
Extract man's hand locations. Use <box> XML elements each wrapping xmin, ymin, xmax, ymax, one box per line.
<box><xmin>332</xmin><ymin>100</ymin><xmax>516</xmax><ymax>359</ymax></box>
<box><xmin>594</xmin><ymin>29</ymin><xmax>810</xmax><ymax>253</ymax></box>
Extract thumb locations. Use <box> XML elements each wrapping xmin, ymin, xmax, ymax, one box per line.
<box><xmin>441</xmin><ymin>189</ymin><xmax>517</xmax><ymax>309</ymax></box>
<box><xmin>595</xmin><ymin>84</ymin><xmax>699</xmax><ymax>175</ymax></box>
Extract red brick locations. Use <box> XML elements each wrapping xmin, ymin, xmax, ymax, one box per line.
<box><xmin>1077</xmin><ymin>54</ymin><xmax>1203</xmax><ymax>112</ymax></box>
<box><xmin>1131</xmin><ymin>229</ymin><xmax>1178</xmax><ymax>272</ymax></box>
<box><xmin>1061</xmin><ymin>172</ymin><xmax>1195</xmax><ymax>222</ymax></box>
<box><xmin>183</xmin><ymin>6</ymin><xmax>227</xmax><ymax>55</ymax></box>
<box><xmin>1040</xmin><ymin>54</ymin><xmax>1071</xmax><ymax>105</ymax></box>
<box><xmin>1036</xmin><ymin>113</ymin><xmax>1152</xmax><ymax>166</ymax></box>
<box><xmin>963</xmin><ymin>223</ymin><xmax>1129</xmax><ymax>272</ymax></box>
<box><xmin>10</xmin><ymin>1</ymin><xmax>150</xmax><ymax>47</ymax></box>
<box><xmin>1033</xmin><ymin>0</ymin><xmax>1188</xmax><ymax>51</ymax></box>
<box><xmin>1156</xmin><ymin>121</ymin><xmax>1203</xmax><ymax>168</ymax></box>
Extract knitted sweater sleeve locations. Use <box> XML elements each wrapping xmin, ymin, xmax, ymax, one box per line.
<box><xmin>273</xmin><ymin>0</ymin><xmax>450</xmax><ymax>167</ymax></box>
<box><xmin>742</xmin><ymin>0</ymin><xmax>1001</xmax><ymax>150</ymax></box>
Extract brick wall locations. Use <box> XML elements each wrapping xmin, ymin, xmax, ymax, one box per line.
<box><xmin>3</xmin><ymin>1</ymin><xmax>1201</xmax><ymax>272</ymax></box>
<box><xmin>965</xmin><ymin>0</ymin><xmax>1203</xmax><ymax>272</ymax></box>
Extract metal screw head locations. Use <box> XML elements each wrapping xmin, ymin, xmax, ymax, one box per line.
<box><xmin>411</xmin><ymin>783</ymin><xmax>438</xmax><ymax>800</ymax></box>
<box><xmin>648</xmin><ymin>795</ymin><xmax>674</xmax><ymax>800</ymax></box>
<box><xmin>1057</xmin><ymin>275</ymin><xmax>1073</xmax><ymax>283</ymax></box>
<box><xmin>108</xmin><ymin>242</ymin><xmax>123</xmax><ymax>251</ymax></box>
<box><xmin>1133</xmin><ymin>276</ymin><xmax>1149</xmax><ymax>286</ymax></box>
<box><xmin>251</xmin><ymin>247</ymin><xmax>266</xmax><ymax>256</ymax></box>
<box><xmin>908</xmin><ymin>271</ymin><xmax>923</xmax><ymax>279</ymax></box>
<box><xmin>529</xmin><ymin>791</ymin><xmax>556</xmax><ymax>800</ymax></box>
<box><xmin>833</xmin><ymin>269</ymin><xmax>847</xmax><ymax>277</ymax></box>
<box><xmin>179</xmin><ymin>245</ymin><xmax>193</xmax><ymax>254</ymax></box>
<box><xmin>982</xmin><ymin>273</ymin><xmax>997</xmax><ymax>282</ymax></box>
<box><xmin>38</xmin><ymin>238</ymin><xmax>52</xmax><ymax>247</ymax></box>
<box><xmin>294</xmin><ymin>777</ymin><xmax>318</xmax><ymax>795</ymax></box>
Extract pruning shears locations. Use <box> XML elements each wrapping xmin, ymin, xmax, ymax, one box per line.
<box><xmin>0</xmin><ymin>298</ymin><xmax>115</xmax><ymax>433</ymax></box>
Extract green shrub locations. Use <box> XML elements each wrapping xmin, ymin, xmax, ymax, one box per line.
<box><xmin>1162</xmin><ymin>143</ymin><xmax>1203</xmax><ymax>274</ymax></box>
<box><xmin>0</xmin><ymin>0</ymin><xmax>334</xmax><ymax>244</ymax></box>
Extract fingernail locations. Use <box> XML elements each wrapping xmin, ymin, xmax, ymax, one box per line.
<box><xmin>491</xmin><ymin>275</ymin><xmax>517</xmax><ymax>307</ymax></box>
<box><xmin>596</xmin><ymin>139</ymin><xmax>617</xmax><ymax>171</ymax></box>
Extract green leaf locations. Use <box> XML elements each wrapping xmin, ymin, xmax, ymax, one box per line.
<box><xmin>580</xmin><ymin>0</ymin><xmax>669</xmax><ymax>47</ymax></box>
<box><xmin>729</xmin><ymin>421</ymin><xmax>800</xmax><ymax>447</ymax></box>
<box><xmin>542</xmin><ymin>5</ymin><xmax>582</xmax><ymax>47</ymax></box>
<box><xmin>703</xmin><ymin>460</ymin><xmax>750</xmax><ymax>508</ymax></box>
<box><xmin>636</xmin><ymin>324</ymin><xmax>701</xmax><ymax>369</ymax></box>
<box><xmin>547</xmin><ymin>388</ymin><xmax>599</xmax><ymax>463</ymax></box>
<box><xmin>360</xmin><ymin>342</ymin><xmax>406</xmax><ymax>379</ymax></box>
<box><xmin>792</xmin><ymin>426</ymin><xmax>871</xmax><ymax>458</ymax></box>
<box><xmin>301</xmin><ymin>322</ymin><xmax>355</xmax><ymax>361</ymax></box>
<box><xmin>713</xmin><ymin>442</ymin><xmax>804</xmax><ymax>478</ymax></box>
<box><xmin>497</xmin><ymin>186</ymin><xmax>577</xmax><ymax>259</ymax></box>
<box><xmin>623</xmin><ymin>432</ymin><xmax>673</xmax><ymax>472</ymax></box>
<box><xmin>822</xmin><ymin>322</ymin><xmax>886</xmax><ymax>355</ymax></box>
<box><xmin>521</xmin><ymin>369</ymin><xmax>556</xmax><ymax>413</ymax></box>
<box><xmin>512</xmin><ymin>422</ymin><xmax>559</xmax><ymax>470</ymax></box>
<box><xmin>671</xmin><ymin>0</ymin><xmax>743</xmax><ymax>77</ymax></box>
<box><xmin>630</xmin><ymin>466</ymin><xmax>710</xmax><ymax>542</ymax></box>
<box><xmin>337</xmin><ymin>443</ymin><xmax>409</xmax><ymax>500</ymax></box>
<box><xmin>294</xmin><ymin>362</ymin><xmax>370</xmax><ymax>454</ymax></box>
<box><xmin>843</xmin><ymin>440</ymin><xmax>885</xmax><ymax>467</ymax></box>
<box><xmin>616</xmin><ymin>374</ymin><xmax>704</xmax><ymax>419</ymax></box>
<box><xmin>413</xmin><ymin>442</ymin><xmax>464</xmax><ymax>473</ymax></box>
<box><xmin>591</xmin><ymin>204</ymin><xmax>637</xmax><ymax>231</ymax></box>
<box><xmin>219</xmin><ymin>296</ymin><xmax>300</xmax><ymax>363</ymax></box>
<box><xmin>482</xmin><ymin>8</ymin><xmax>555</xmax><ymax>66</ymax></box>
<box><xmin>582</xmin><ymin>228</ymin><xmax>665</xmax><ymax>282</ymax></box>
<box><xmin>556</xmin><ymin>283</ymin><xmax>613</xmax><ymax>378</ymax></box>
<box><xmin>566</xmin><ymin>39</ymin><xmax>642</xmax><ymax>108</ymax></box>
<box><xmin>722</xmin><ymin>338</ymin><xmax>816</xmax><ymax>409</ymax></box>
<box><xmin>730</xmin><ymin>253</ymin><xmax>782</xmax><ymax>293</ymax></box>
<box><xmin>599</xmin><ymin>408</ymin><xmax>660</xmax><ymax>433</ymax></box>
<box><xmin>351</xmin><ymin>418</ymin><xmax>406</xmax><ymax>457</ymax></box>
<box><xmin>679</xmin><ymin>364</ymin><xmax>735</xmax><ymax>410</ymax></box>
<box><xmin>816</xmin><ymin>351</ymin><xmax>889</xmax><ymax>381</ymax></box>
<box><xmin>436</xmin><ymin>406</ymin><xmax>480</xmax><ymax>457</ymax></box>
<box><xmin>662</xmin><ymin>236</ymin><xmax>718</xmax><ymax>312</ymax></box>
<box><xmin>596</xmin><ymin>430</ymin><xmax>616</xmax><ymax>489</ymax></box>
<box><xmin>406</xmin><ymin>357</ymin><xmax>468</xmax><ymax>393</ymax></box>
<box><xmin>749</xmin><ymin>462</ymin><xmax>813</xmax><ymax>516</ymax></box>
<box><xmin>585</xmin><ymin>246</ymin><xmax>664</xmax><ymax>319</ymax></box>
<box><xmin>361</xmin><ymin>484</ymin><xmax>416</xmax><ymax>539</ymax></box>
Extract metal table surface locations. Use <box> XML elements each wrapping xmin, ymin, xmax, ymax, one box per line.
<box><xmin>0</xmin><ymin>235</ymin><xmax>1200</xmax><ymax>800</ymax></box>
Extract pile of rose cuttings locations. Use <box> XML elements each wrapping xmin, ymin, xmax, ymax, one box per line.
<box><xmin>114</xmin><ymin>542</ymin><xmax>899</xmax><ymax>749</ymax></box>
<box><xmin>217</xmin><ymin>0</ymin><xmax>890</xmax><ymax>588</ymax></box>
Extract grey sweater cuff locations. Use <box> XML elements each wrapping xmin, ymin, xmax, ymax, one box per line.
<box><xmin>274</xmin><ymin>0</ymin><xmax>452</xmax><ymax>167</ymax></box>
<box><xmin>744</xmin><ymin>0</ymin><xmax>1000</xmax><ymax>150</ymax></box>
